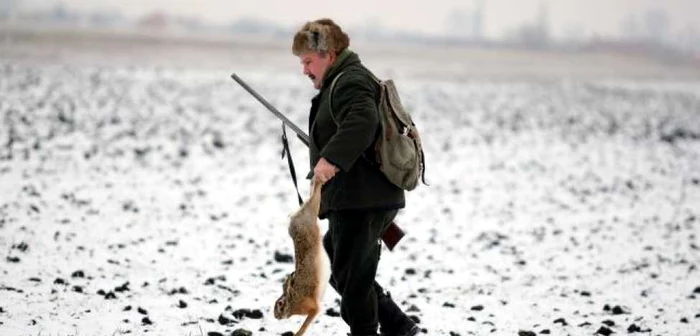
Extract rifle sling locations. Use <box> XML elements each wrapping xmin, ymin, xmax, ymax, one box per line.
<box><xmin>281</xmin><ymin>125</ymin><xmax>304</xmax><ymax>206</ymax></box>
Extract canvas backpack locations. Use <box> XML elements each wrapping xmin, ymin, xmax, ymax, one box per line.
<box><xmin>330</xmin><ymin>70</ymin><xmax>426</xmax><ymax>191</ymax></box>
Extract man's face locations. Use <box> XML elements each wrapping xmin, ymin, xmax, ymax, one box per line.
<box><xmin>299</xmin><ymin>51</ymin><xmax>335</xmax><ymax>90</ymax></box>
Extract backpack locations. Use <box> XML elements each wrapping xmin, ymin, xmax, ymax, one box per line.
<box><xmin>330</xmin><ymin>70</ymin><xmax>426</xmax><ymax>191</ymax></box>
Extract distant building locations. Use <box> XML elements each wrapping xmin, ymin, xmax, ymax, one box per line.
<box><xmin>137</xmin><ymin>11</ymin><xmax>170</xmax><ymax>31</ymax></box>
<box><xmin>473</xmin><ymin>0</ymin><xmax>484</xmax><ymax>41</ymax></box>
<box><xmin>445</xmin><ymin>0</ymin><xmax>484</xmax><ymax>42</ymax></box>
<box><xmin>0</xmin><ymin>0</ymin><xmax>20</xmax><ymax>21</ymax></box>
<box><xmin>89</xmin><ymin>10</ymin><xmax>125</xmax><ymax>28</ymax></box>
<box><xmin>643</xmin><ymin>8</ymin><xmax>670</xmax><ymax>44</ymax></box>
<box><xmin>675</xmin><ymin>25</ymin><xmax>700</xmax><ymax>56</ymax></box>
<box><xmin>48</xmin><ymin>2</ymin><xmax>79</xmax><ymax>23</ymax></box>
<box><xmin>507</xmin><ymin>1</ymin><xmax>550</xmax><ymax>48</ymax></box>
<box><xmin>135</xmin><ymin>10</ymin><xmax>209</xmax><ymax>33</ymax></box>
<box><xmin>230</xmin><ymin>17</ymin><xmax>273</xmax><ymax>35</ymax></box>
<box><xmin>229</xmin><ymin>17</ymin><xmax>290</xmax><ymax>38</ymax></box>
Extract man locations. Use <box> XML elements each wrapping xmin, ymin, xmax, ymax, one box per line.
<box><xmin>291</xmin><ymin>18</ymin><xmax>420</xmax><ymax>336</ymax></box>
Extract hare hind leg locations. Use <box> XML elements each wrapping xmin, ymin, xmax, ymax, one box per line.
<box><xmin>293</xmin><ymin>296</ymin><xmax>320</xmax><ymax>336</ymax></box>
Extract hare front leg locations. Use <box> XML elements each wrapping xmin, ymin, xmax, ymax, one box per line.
<box><xmin>293</xmin><ymin>297</ymin><xmax>320</xmax><ymax>336</ymax></box>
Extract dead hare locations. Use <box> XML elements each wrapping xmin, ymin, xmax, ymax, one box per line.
<box><xmin>274</xmin><ymin>176</ymin><xmax>330</xmax><ymax>335</ymax></box>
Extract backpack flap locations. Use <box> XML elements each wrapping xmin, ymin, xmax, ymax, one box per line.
<box><xmin>383</xmin><ymin>80</ymin><xmax>415</xmax><ymax>130</ymax></box>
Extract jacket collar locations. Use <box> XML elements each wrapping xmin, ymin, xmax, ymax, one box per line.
<box><xmin>320</xmin><ymin>49</ymin><xmax>359</xmax><ymax>89</ymax></box>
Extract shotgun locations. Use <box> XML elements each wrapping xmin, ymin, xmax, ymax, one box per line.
<box><xmin>231</xmin><ymin>73</ymin><xmax>406</xmax><ymax>251</ymax></box>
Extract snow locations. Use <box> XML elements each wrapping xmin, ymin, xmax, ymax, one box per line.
<box><xmin>1</xmin><ymin>34</ymin><xmax>700</xmax><ymax>336</ymax></box>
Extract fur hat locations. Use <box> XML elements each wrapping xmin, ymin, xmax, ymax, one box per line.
<box><xmin>292</xmin><ymin>19</ymin><xmax>349</xmax><ymax>56</ymax></box>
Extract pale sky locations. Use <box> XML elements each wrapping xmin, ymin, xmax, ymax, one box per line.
<box><xmin>20</xmin><ymin>0</ymin><xmax>700</xmax><ymax>40</ymax></box>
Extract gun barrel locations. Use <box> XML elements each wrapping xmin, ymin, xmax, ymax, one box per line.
<box><xmin>231</xmin><ymin>73</ymin><xmax>310</xmax><ymax>146</ymax></box>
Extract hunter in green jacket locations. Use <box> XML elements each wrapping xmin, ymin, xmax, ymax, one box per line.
<box><xmin>292</xmin><ymin>18</ymin><xmax>419</xmax><ymax>336</ymax></box>
<box><xmin>305</xmin><ymin>43</ymin><xmax>404</xmax><ymax>219</ymax></box>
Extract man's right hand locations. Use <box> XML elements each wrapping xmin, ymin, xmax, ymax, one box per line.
<box><xmin>314</xmin><ymin>157</ymin><xmax>339</xmax><ymax>184</ymax></box>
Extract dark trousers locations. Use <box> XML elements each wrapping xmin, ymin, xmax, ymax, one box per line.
<box><xmin>323</xmin><ymin>208</ymin><xmax>399</xmax><ymax>335</ymax></box>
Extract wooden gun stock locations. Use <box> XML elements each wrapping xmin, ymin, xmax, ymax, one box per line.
<box><xmin>382</xmin><ymin>221</ymin><xmax>405</xmax><ymax>251</ymax></box>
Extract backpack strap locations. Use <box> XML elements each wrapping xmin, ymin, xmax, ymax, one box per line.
<box><xmin>281</xmin><ymin>124</ymin><xmax>304</xmax><ymax>206</ymax></box>
<box><xmin>329</xmin><ymin>68</ymin><xmax>381</xmax><ymax>126</ymax></box>
<box><xmin>328</xmin><ymin>71</ymin><xmax>346</xmax><ymax>126</ymax></box>
<box><xmin>329</xmin><ymin>69</ymin><xmax>384</xmax><ymax>169</ymax></box>
<box><xmin>365</xmin><ymin>70</ymin><xmax>382</xmax><ymax>85</ymax></box>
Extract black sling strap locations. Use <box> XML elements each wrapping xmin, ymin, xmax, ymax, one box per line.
<box><xmin>281</xmin><ymin>124</ymin><xmax>304</xmax><ymax>206</ymax></box>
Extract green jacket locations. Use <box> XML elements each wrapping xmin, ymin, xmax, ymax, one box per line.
<box><xmin>308</xmin><ymin>49</ymin><xmax>405</xmax><ymax>218</ymax></box>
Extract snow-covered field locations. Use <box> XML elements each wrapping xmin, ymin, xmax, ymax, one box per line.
<box><xmin>1</xmin><ymin>29</ymin><xmax>700</xmax><ymax>336</ymax></box>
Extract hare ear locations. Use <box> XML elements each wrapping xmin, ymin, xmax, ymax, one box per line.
<box><xmin>284</xmin><ymin>273</ymin><xmax>295</xmax><ymax>287</ymax></box>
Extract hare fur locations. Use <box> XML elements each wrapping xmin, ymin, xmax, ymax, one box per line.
<box><xmin>274</xmin><ymin>177</ymin><xmax>330</xmax><ymax>336</ymax></box>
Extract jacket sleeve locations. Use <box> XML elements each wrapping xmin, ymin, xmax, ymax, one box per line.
<box><xmin>320</xmin><ymin>72</ymin><xmax>378</xmax><ymax>172</ymax></box>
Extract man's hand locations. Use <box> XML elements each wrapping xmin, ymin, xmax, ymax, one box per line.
<box><xmin>314</xmin><ymin>157</ymin><xmax>340</xmax><ymax>184</ymax></box>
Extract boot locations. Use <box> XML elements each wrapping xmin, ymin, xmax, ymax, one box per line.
<box><xmin>378</xmin><ymin>292</ymin><xmax>419</xmax><ymax>336</ymax></box>
<box><xmin>389</xmin><ymin>323</ymin><xmax>419</xmax><ymax>336</ymax></box>
<box><xmin>381</xmin><ymin>321</ymin><xmax>419</xmax><ymax>336</ymax></box>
